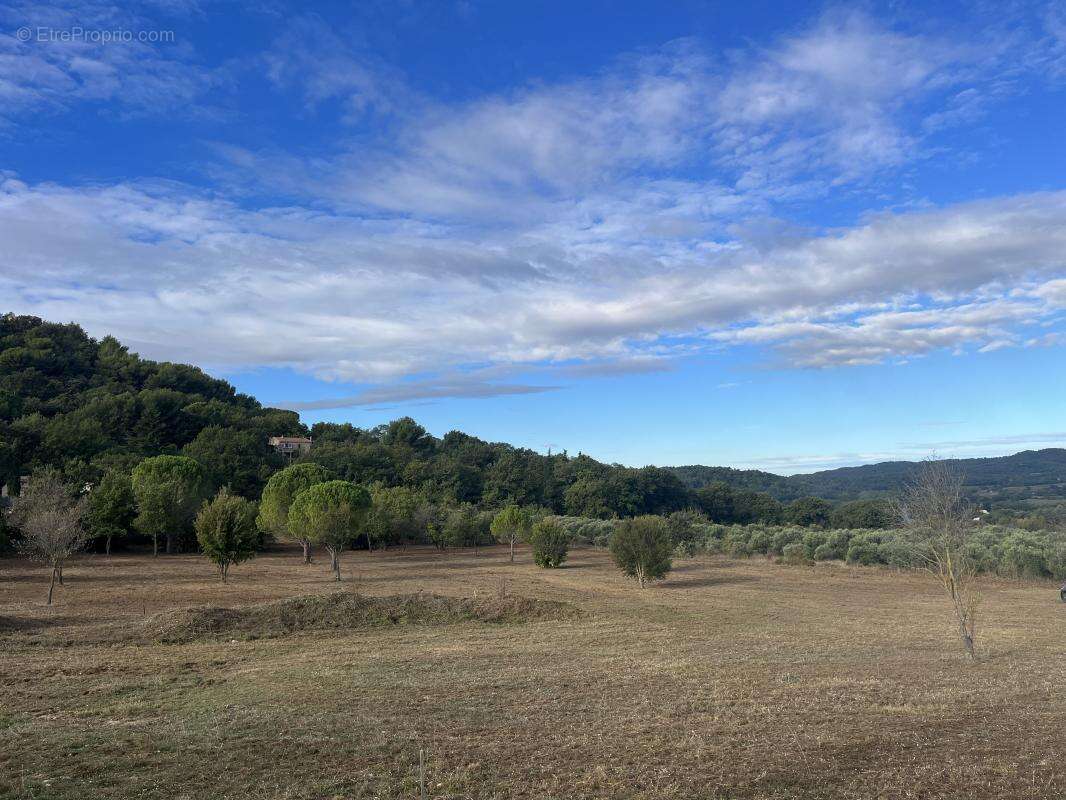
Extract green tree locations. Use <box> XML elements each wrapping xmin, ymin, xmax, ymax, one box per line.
<box><xmin>365</xmin><ymin>484</ymin><xmax>426</xmax><ymax>550</ymax></box>
<box><xmin>183</xmin><ymin>426</ymin><xmax>281</xmax><ymax>498</ymax></box>
<box><xmin>442</xmin><ymin>504</ymin><xmax>489</xmax><ymax>553</ymax></box>
<box><xmin>528</xmin><ymin>518</ymin><xmax>569</xmax><ymax>568</ymax></box>
<box><xmin>195</xmin><ymin>488</ymin><xmax>259</xmax><ymax>582</ymax></box>
<box><xmin>830</xmin><ymin>498</ymin><xmax>893</xmax><ymax>529</ymax></box>
<box><xmin>288</xmin><ymin>481</ymin><xmax>371</xmax><ymax>581</ymax></box>
<box><xmin>86</xmin><ymin>470</ymin><xmax>135</xmax><ymax>555</ymax></box>
<box><xmin>490</xmin><ymin>504</ymin><xmax>533</xmax><ymax>562</ymax></box>
<box><xmin>131</xmin><ymin>455</ymin><xmax>206</xmax><ymax>555</ymax></box>
<box><xmin>786</xmin><ymin>496</ymin><xmax>833</xmax><ymax>528</ymax></box>
<box><xmin>257</xmin><ymin>462</ymin><xmax>334</xmax><ymax>563</ymax></box>
<box><xmin>610</xmin><ymin>515</ymin><xmax>673</xmax><ymax>588</ymax></box>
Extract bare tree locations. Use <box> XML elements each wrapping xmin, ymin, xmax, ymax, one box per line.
<box><xmin>897</xmin><ymin>460</ymin><xmax>980</xmax><ymax>661</ymax></box>
<box><xmin>11</xmin><ymin>470</ymin><xmax>90</xmax><ymax>605</ymax></box>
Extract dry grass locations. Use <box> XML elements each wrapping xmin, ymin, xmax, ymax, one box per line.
<box><xmin>1</xmin><ymin>543</ymin><xmax>1064</xmax><ymax>799</ymax></box>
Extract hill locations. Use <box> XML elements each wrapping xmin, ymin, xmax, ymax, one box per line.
<box><xmin>3</xmin><ymin>313</ymin><xmax>1063</xmax><ymax>522</ymax></box>
<box><xmin>670</xmin><ymin>449</ymin><xmax>1066</xmax><ymax>504</ymax></box>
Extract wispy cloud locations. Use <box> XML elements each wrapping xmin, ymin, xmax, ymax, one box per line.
<box><xmin>2</xmin><ymin>8</ymin><xmax>1065</xmax><ymax>393</ymax></box>
<box><xmin>277</xmin><ymin>378</ymin><xmax>560</xmax><ymax>410</ymax></box>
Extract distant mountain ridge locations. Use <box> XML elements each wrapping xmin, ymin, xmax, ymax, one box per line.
<box><xmin>669</xmin><ymin>449</ymin><xmax>1066</xmax><ymax>502</ymax></box>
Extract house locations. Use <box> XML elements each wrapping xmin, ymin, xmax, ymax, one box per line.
<box><xmin>269</xmin><ymin>436</ymin><xmax>313</xmax><ymax>458</ymax></box>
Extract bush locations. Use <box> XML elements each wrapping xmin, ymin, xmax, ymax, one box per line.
<box><xmin>749</xmin><ymin>529</ymin><xmax>772</xmax><ymax>554</ymax></box>
<box><xmin>846</xmin><ymin>539</ymin><xmax>883</xmax><ymax>566</ymax></box>
<box><xmin>878</xmin><ymin>537</ymin><xmax>915</xmax><ymax>569</ymax></box>
<box><xmin>770</xmin><ymin>527</ymin><xmax>804</xmax><ymax>556</ymax></box>
<box><xmin>1048</xmin><ymin>543</ymin><xmax>1066</xmax><ymax>580</ymax></box>
<box><xmin>610</xmin><ymin>515</ymin><xmax>673</xmax><ymax>588</ymax></box>
<box><xmin>529</xmin><ymin>519</ymin><xmax>569</xmax><ymax>568</ymax></box>
<box><xmin>999</xmin><ymin>532</ymin><xmax>1049</xmax><ymax>578</ymax></box>
<box><xmin>781</xmin><ymin>542</ymin><xmax>808</xmax><ymax>565</ymax></box>
<box><xmin>802</xmin><ymin>530</ymin><xmax>829</xmax><ymax>559</ymax></box>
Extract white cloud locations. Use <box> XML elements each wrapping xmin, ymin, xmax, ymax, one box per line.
<box><xmin>0</xmin><ymin>1</ymin><xmax>219</xmax><ymax>125</ymax></box>
<box><xmin>3</xmin><ymin>8</ymin><xmax>1065</xmax><ymax>392</ymax></box>
<box><xmin>3</xmin><ymin>173</ymin><xmax>1066</xmax><ymax>382</ymax></box>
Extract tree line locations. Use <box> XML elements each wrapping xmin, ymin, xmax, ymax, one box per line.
<box><xmin>1</xmin><ymin>315</ymin><xmax>892</xmax><ymax>529</ymax></box>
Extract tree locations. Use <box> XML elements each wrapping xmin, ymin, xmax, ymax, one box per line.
<box><xmin>86</xmin><ymin>470</ymin><xmax>136</xmax><ymax>555</ymax></box>
<box><xmin>288</xmin><ymin>481</ymin><xmax>371</xmax><ymax>581</ymax></box>
<box><xmin>257</xmin><ymin>462</ymin><xmax>334</xmax><ymax>563</ymax></box>
<box><xmin>898</xmin><ymin>461</ymin><xmax>981</xmax><ymax>661</ymax></box>
<box><xmin>11</xmin><ymin>469</ymin><xmax>89</xmax><ymax>604</ymax></box>
<box><xmin>183</xmin><ymin>426</ymin><xmax>280</xmax><ymax>498</ymax></box>
<box><xmin>786</xmin><ymin>496</ymin><xmax>832</xmax><ymax>528</ymax></box>
<box><xmin>441</xmin><ymin>504</ymin><xmax>489</xmax><ymax>553</ymax></box>
<box><xmin>195</xmin><ymin>489</ymin><xmax>259</xmax><ymax>582</ymax></box>
<box><xmin>610</xmin><ymin>515</ymin><xmax>673</xmax><ymax>588</ymax></box>
<box><xmin>490</xmin><ymin>504</ymin><xmax>533</xmax><ymax>562</ymax></box>
<box><xmin>830</xmin><ymin>498</ymin><xmax>893</xmax><ymax>529</ymax></box>
<box><xmin>365</xmin><ymin>484</ymin><xmax>427</xmax><ymax>550</ymax></box>
<box><xmin>131</xmin><ymin>455</ymin><xmax>206</xmax><ymax>555</ymax></box>
<box><xmin>528</xmin><ymin>518</ymin><xmax>569</xmax><ymax>568</ymax></box>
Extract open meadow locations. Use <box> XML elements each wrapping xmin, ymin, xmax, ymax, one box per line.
<box><xmin>1</xmin><ymin>545</ymin><xmax>1064</xmax><ymax>799</ymax></box>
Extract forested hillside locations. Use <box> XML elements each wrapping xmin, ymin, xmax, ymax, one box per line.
<box><xmin>3</xmin><ymin>314</ymin><xmax>1062</xmax><ymax>527</ymax></box>
<box><xmin>671</xmin><ymin>450</ymin><xmax>1066</xmax><ymax>504</ymax></box>
<box><xmin>0</xmin><ymin>314</ymin><xmax>304</xmax><ymax>497</ymax></box>
<box><xmin>0</xmin><ymin>315</ymin><xmax>706</xmax><ymax>520</ymax></box>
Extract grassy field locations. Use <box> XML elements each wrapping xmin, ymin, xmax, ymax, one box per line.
<box><xmin>1</xmin><ymin>543</ymin><xmax>1064</xmax><ymax>799</ymax></box>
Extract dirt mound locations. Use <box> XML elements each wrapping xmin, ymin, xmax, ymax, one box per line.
<box><xmin>140</xmin><ymin>591</ymin><xmax>576</xmax><ymax>643</ymax></box>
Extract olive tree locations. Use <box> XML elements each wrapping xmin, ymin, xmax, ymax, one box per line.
<box><xmin>528</xmin><ymin>518</ymin><xmax>569</xmax><ymax>568</ymax></box>
<box><xmin>898</xmin><ymin>460</ymin><xmax>981</xmax><ymax>661</ymax></box>
<box><xmin>610</xmin><ymin>515</ymin><xmax>673</xmax><ymax>588</ymax></box>
<box><xmin>288</xmin><ymin>480</ymin><xmax>371</xmax><ymax>581</ymax></box>
<box><xmin>11</xmin><ymin>469</ymin><xmax>89</xmax><ymax>604</ymax></box>
<box><xmin>490</xmin><ymin>504</ymin><xmax>533</xmax><ymax>563</ymax></box>
<box><xmin>131</xmin><ymin>455</ymin><xmax>206</xmax><ymax>555</ymax></box>
<box><xmin>195</xmin><ymin>489</ymin><xmax>259</xmax><ymax>582</ymax></box>
<box><xmin>86</xmin><ymin>470</ymin><xmax>135</xmax><ymax>555</ymax></box>
<box><xmin>257</xmin><ymin>462</ymin><xmax>334</xmax><ymax>563</ymax></box>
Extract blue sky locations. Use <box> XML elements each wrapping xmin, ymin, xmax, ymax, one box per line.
<box><xmin>2</xmin><ymin>1</ymin><xmax>1066</xmax><ymax>472</ymax></box>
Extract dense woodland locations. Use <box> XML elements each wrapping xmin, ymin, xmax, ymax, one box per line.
<box><xmin>2</xmin><ymin>313</ymin><xmax>1064</xmax><ymax>555</ymax></box>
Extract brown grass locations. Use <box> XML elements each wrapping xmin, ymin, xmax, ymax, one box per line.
<box><xmin>1</xmin><ymin>543</ymin><xmax>1064</xmax><ymax>799</ymax></box>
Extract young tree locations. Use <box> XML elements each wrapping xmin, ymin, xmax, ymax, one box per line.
<box><xmin>288</xmin><ymin>481</ymin><xmax>371</xmax><ymax>581</ymax></box>
<box><xmin>86</xmin><ymin>470</ymin><xmax>135</xmax><ymax>555</ymax></box>
<box><xmin>490</xmin><ymin>504</ymin><xmax>533</xmax><ymax>563</ymax></box>
<box><xmin>195</xmin><ymin>489</ymin><xmax>259</xmax><ymax>582</ymax></box>
<box><xmin>610</xmin><ymin>515</ymin><xmax>673</xmax><ymax>588</ymax></box>
<box><xmin>131</xmin><ymin>455</ymin><xmax>206</xmax><ymax>555</ymax></box>
<box><xmin>11</xmin><ymin>470</ymin><xmax>89</xmax><ymax>604</ymax></box>
<box><xmin>257</xmin><ymin>462</ymin><xmax>334</xmax><ymax>563</ymax></box>
<box><xmin>528</xmin><ymin>518</ymin><xmax>569</xmax><ymax>568</ymax></box>
<box><xmin>898</xmin><ymin>461</ymin><xmax>981</xmax><ymax>661</ymax></box>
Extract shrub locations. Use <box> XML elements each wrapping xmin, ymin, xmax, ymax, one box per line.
<box><xmin>529</xmin><ymin>519</ymin><xmax>569</xmax><ymax>568</ymax></box>
<box><xmin>749</xmin><ymin>529</ymin><xmax>772</xmax><ymax>554</ymax></box>
<box><xmin>610</xmin><ymin>515</ymin><xmax>673</xmax><ymax>588</ymax></box>
<box><xmin>195</xmin><ymin>489</ymin><xmax>259</xmax><ymax>582</ymax></box>
<box><xmin>770</xmin><ymin>527</ymin><xmax>804</xmax><ymax>556</ymax></box>
<box><xmin>999</xmin><ymin>532</ymin><xmax>1049</xmax><ymax>578</ymax></box>
<box><xmin>1048</xmin><ymin>543</ymin><xmax>1066</xmax><ymax>580</ymax></box>
<box><xmin>802</xmin><ymin>530</ymin><xmax>829</xmax><ymax>560</ymax></box>
<box><xmin>846</xmin><ymin>539</ymin><xmax>883</xmax><ymax>566</ymax></box>
<box><xmin>781</xmin><ymin>542</ymin><xmax>808</xmax><ymax>565</ymax></box>
<box><xmin>878</xmin><ymin>537</ymin><xmax>915</xmax><ymax>569</ymax></box>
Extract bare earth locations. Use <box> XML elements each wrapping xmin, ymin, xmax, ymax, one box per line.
<box><xmin>1</xmin><ymin>544</ymin><xmax>1064</xmax><ymax>799</ymax></box>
